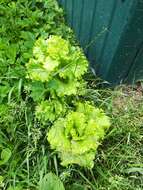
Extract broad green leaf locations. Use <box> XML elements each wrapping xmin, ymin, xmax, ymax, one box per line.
<box><xmin>30</xmin><ymin>81</ymin><xmax>45</xmax><ymax>102</ymax></box>
<box><xmin>0</xmin><ymin>148</ymin><xmax>12</xmax><ymax>165</ymax></box>
<box><xmin>0</xmin><ymin>84</ymin><xmax>10</xmax><ymax>103</ymax></box>
<box><xmin>0</xmin><ymin>176</ymin><xmax>4</xmax><ymax>185</ymax></box>
<box><xmin>39</xmin><ymin>173</ymin><xmax>65</xmax><ymax>190</ymax></box>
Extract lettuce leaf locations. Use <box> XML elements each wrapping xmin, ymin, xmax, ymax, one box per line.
<box><xmin>47</xmin><ymin>102</ymin><xmax>110</xmax><ymax>168</ymax></box>
<box><xmin>26</xmin><ymin>35</ymin><xmax>88</xmax><ymax>96</ymax></box>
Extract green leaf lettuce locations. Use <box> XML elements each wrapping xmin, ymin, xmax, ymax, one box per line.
<box><xmin>47</xmin><ymin>102</ymin><xmax>110</xmax><ymax>168</ymax></box>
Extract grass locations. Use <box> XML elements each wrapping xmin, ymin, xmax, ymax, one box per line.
<box><xmin>1</xmin><ymin>71</ymin><xmax>143</xmax><ymax>190</ymax></box>
<box><xmin>33</xmin><ymin>82</ymin><xmax>142</xmax><ymax>190</ymax></box>
<box><xmin>66</xmin><ymin>84</ymin><xmax>143</xmax><ymax>190</ymax></box>
<box><xmin>1</xmin><ymin>79</ymin><xmax>143</xmax><ymax>190</ymax></box>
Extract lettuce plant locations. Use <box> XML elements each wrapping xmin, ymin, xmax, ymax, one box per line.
<box><xmin>47</xmin><ymin>102</ymin><xmax>110</xmax><ymax>168</ymax></box>
<box><xmin>26</xmin><ymin>36</ymin><xmax>88</xmax><ymax>97</ymax></box>
<box><xmin>26</xmin><ymin>35</ymin><xmax>111</xmax><ymax>169</ymax></box>
<box><xmin>35</xmin><ymin>99</ymin><xmax>66</xmax><ymax>124</ymax></box>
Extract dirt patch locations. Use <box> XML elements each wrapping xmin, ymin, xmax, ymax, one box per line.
<box><xmin>112</xmin><ymin>84</ymin><xmax>143</xmax><ymax>114</ymax></box>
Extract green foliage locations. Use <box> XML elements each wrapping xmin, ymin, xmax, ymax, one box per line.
<box><xmin>27</xmin><ymin>81</ymin><xmax>46</xmax><ymax>102</ymax></box>
<box><xmin>48</xmin><ymin>102</ymin><xmax>110</xmax><ymax>168</ymax></box>
<box><xmin>0</xmin><ymin>0</ymin><xmax>74</xmax><ymax>102</ymax></box>
<box><xmin>0</xmin><ymin>0</ymin><xmax>75</xmax><ymax>189</ymax></box>
<box><xmin>39</xmin><ymin>173</ymin><xmax>65</xmax><ymax>190</ymax></box>
<box><xmin>26</xmin><ymin>35</ymin><xmax>88</xmax><ymax>96</ymax></box>
<box><xmin>0</xmin><ymin>148</ymin><xmax>12</xmax><ymax>165</ymax></box>
<box><xmin>0</xmin><ymin>175</ymin><xmax>4</xmax><ymax>188</ymax></box>
<box><xmin>7</xmin><ymin>186</ymin><xmax>23</xmax><ymax>190</ymax></box>
<box><xmin>69</xmin><ymin>183</ymin><xmax>87</xmax><ymax>190</ymax></box>
<box><xmin>36</xmin><ymin>99</ymin><xmax>66</xmax><ymax>123</ymax></box>
<box><xmin>0</xmin><ymin>104</ymin><xmax>13</xmax><ymax>126</ymax></box>
<box><xmin>27</xmin><ymin>34</ymin><xmax>110</xmax><ymax>169</ymax></box>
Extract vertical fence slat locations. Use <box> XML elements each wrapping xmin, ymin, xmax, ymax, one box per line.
<box><xmin>72</xmin><ymin>0</ymin><xmax>82</xmax><ymax>39</ymax></box>
<box><xmin>87</xmin><ymin>0</ymin><xmax>117</xmax><ymax>70</ymax></box>
<box><xmin>98</xmin><ymin>0</ymin><xmax>134</xmax><ymax>81</ymax></box>
<box><xmin>78</xmin><ymin>0</ymin><xmax>96</xmax><ymax>54</ymax></box>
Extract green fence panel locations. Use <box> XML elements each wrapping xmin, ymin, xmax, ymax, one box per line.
<box><xmin>58</xmin><ymin>0</ymin><xmax>143</xmax><ymax>84</ymax></box>
<box><xmin>127</xmin><ymin>45</ymin><xmax>143</xmax><ymax>83</ymax></box>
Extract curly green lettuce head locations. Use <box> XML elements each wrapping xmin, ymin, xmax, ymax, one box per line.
<box><xmin>26</xmin><ymin>35</ymin><xmax>88</xmax><ymax>96</ymax></box>
<box><xmin>35</xmin><ymin>99</ymin><xmax>66</xmax><ymax>124</ymax></box>
<box><xmin>47</xmin><ymin>102</ymin><xmax>110</xmax><ymax>168</ymax></box>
